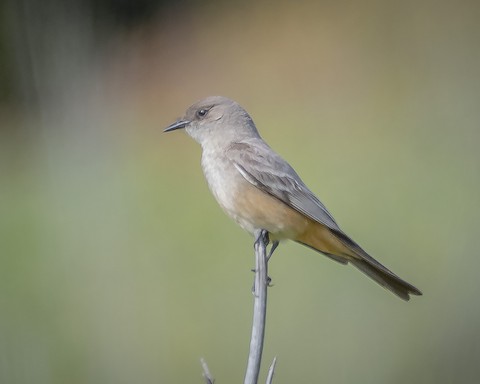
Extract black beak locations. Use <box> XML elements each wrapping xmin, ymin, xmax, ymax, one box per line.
<box><xmin>164</xmin><ymin>120</ymin><xmax>190</xmax><ymax>132</ymax></box>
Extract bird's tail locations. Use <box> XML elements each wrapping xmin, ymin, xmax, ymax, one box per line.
<box><xmin>348</xmin><ymin>257</ymin><xmax>422</xmax><ymax>301</ymax></box>
<box><xmin>296</xmin><ymin>223</ymin><xmax>422</xmax><ymax>301</ymax></box>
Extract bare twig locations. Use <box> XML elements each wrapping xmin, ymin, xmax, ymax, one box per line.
<box><xmin>201</xmin><ymin>358</ymin><xmax>215</xmax><ymax>384</ymax></box>
<box><xmin>199</xmin><ymin>229</ymin><xmax>277</xmax><ymax>383</ymax></box>
<box><xmin>265</xmin><ymin>357</ymin><xmax>277</xmax><ymax>384</ymax></box>
<box><xmin>244</xmin><ymin>229</ymin><xmax>270</xmax><ymax>384</ymax></box>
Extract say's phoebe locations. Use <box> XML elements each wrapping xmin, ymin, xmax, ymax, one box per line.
<box><xmin>164</xmin><ymin>96</ymin><xmax>422</xmax><ymax>301</ymax></box>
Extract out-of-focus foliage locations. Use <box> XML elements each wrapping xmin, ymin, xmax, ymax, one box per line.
<box><xmin>1</xmin><ymin>0</ymin><xmax>480</xmax><ymax>383</ymax></box>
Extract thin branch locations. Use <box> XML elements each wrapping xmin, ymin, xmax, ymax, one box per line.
<box><xmin>244</xmin><ymin>229</ymin><xmax>270</xmax><ymax>384</ymax></box>
<box><xmin>200</xmin><ymin>229</ymin><xmax>277</xmax><ymax>383</ymax></box>
<box><xmin>265</xmin><ymin>357</ymin><xmax>277</xmax><ymax>384</ymax></box>
<box><xmin>201</xmin><ymin>358</ymin><xmax>215</xmax><ymax>384</ymax></box>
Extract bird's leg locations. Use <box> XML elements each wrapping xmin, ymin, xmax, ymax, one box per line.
<box><xmin>254</xmin><ymin>229</ymin><xmax>270</xmax><ymax>250</ymax></box>
<box><xmin>252</xmin><ymin>229</ymin><xmax>270</xmax><ymax>274</ymax></box>
<box><xmin>267</xmin><ymin>241</ymin><xmax>279</xmax><ymax>261</ymax></box>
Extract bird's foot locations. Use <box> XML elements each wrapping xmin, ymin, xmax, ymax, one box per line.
<box><xmin>267</xmin><ymin>240</ymin><xmax>279</xmax><ymax>261</ymax></box>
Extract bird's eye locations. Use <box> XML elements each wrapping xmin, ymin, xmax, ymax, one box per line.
<box><xmin>197</xmin><ymin>109</ymin><xmax>208</xmax><ymax>118</ymax></box>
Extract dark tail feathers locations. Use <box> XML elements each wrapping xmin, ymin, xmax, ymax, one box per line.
<box><xmin>349</xmin><ymin>258</ymin><xmax>422</xmax><ymax>301</ymax></box>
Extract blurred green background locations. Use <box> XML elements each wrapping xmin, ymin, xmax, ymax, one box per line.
<box><xmin>1</xmin><ymin>0</ymin><xmax>479</xmax><ymax>383</ymax></box>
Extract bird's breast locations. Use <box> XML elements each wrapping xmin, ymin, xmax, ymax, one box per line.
<box><xmin>201</xmin><ymin>149</ymin><xmax>241</xmax><ymax>216</ymax></box>
<box><xmin>201</xmin><ymin>149</ymin><xmax>309</xmax><ymax>239</ymax></box>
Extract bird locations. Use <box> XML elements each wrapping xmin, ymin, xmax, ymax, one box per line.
<box><xmin>164</xmin><ymin>96</ymin><xmax>422</xmax><ymax>301</ymax></box>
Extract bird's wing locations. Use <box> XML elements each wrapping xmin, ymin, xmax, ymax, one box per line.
<box><xmin>226</xmin><ymin>140</ymin><xmax>394</xmax><ymax>265</ymax></box>
<box><xmin>226</xmin><ymin>140</ymin><xmax>341</xmax><ymax>232</ymax></box>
